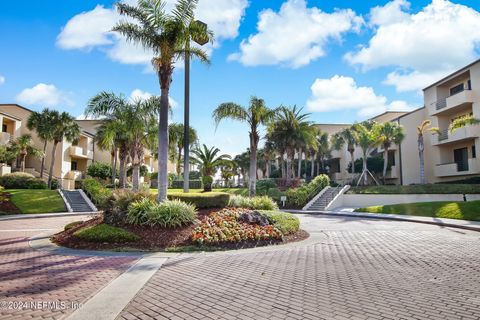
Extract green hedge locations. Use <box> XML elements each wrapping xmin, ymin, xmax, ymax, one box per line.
<box><xmin>74</xmin><ymin>224</ymin><xmax>138</xmax><ymax>243</ymax></box>
<box><xmin>82</xmin><ymin>178</ymin><xmax>112</xmax><ymax>208</ymax></box>
<box><xmin>286</xmin><ymin>175</ymin><xmax>330</xmax><ymax>207</ymax></box>
<box><xmin>171</xmin><ymin>180</ymin><xmax>202</xmax><ymax>189</ymax></box>
<box><xmin>258</xmin><ymin>210</ymin><xmax>300</xmax><ymax>235</ymax></box>
<box><xmin>0</xmin><ymin>172</ymin><xmax>48</xmax><ymax>189</ymax></box>
<box><xmin>167</xmin><ymin>192</ymin><xmax>230</xmax><ymax>208</ymax></box>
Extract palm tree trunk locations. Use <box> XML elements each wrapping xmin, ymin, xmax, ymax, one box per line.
<box><xmin>362</xmin><ymin>152</ymin><xmax>368</xmax><ymax>185</ymax></box>
<box><xmin>119</xmin><ymin>154</ymin><xmax>126</xmax><ymax>188</ymax></box>
<box><xmin>350</xmin><ymin>151</ymin><xmax>355</xmax><ymax>175</ymax></box>
<box><xmin>310</xmin><ymin>154</ymin><xmax>315</xmax><ymax>178</ymax></box>
<box><xmin>249</xmin><ymin>136</ymin><xmax>257</xmax><ymax>197</ymax></box>
<box><xmin>265</xmin><ymin>159</ymin><xmax>270</xmax><ymax>178</ymax></box>
<box><xmin>419</xmin><ymin>137</ymin><xmax>426</xmax><ymax>184</ymax></box>
<box><xmin>382</xmin><ymin>148</ymin><xmax>389</xmax><ymax>184</ymax></box>
<box><xmin>297</xmin><ymin>148</ymin><xmax>302</xmax><ymax>178</ymax></box>
<box><xmin>177</xmin><ymin>146</ymin><xmax>182</xmax><ymax>176</ymax></box>
<box><xmin>40</xmin><ymin>140</ymin><xmax>47</xmax><ymax>178</ymax></box>
<box><xmin>48</xmin><ymin>141</ymin><xmax>58</xmax><ymax>189</ymax></box>
<box><xmin>132</xmin><ymin>164</ymin><xmax>140</xmax><ymax>191</ymax></box>
<box><xmin>157</xmin><ymin>86</ymin><xmax>170</xmax><ymax>202</ymax></box>
<box><xmin>21</xmin><ymin>153</ymin><xmax>26</xmax><ymax>172</ymax></box>
<box><xmin>280</xmin><ymin>157</ymin><xmax>285</xmax><ymax>179</ymax></box>
<box><xmin>112</xmin><ymin>147</ymin><xmax>117</xmax><ymax>187</ymax></box>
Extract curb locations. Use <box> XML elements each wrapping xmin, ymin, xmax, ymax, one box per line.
<box><xmin>0</xmin><ymin>211</ymin><xmax>99</xmax><ymax>221</ymax></box>
<box><xmin>285</xmin><ymin>209</ymin><xmax>480</xmax><ymax>233</ymax></box>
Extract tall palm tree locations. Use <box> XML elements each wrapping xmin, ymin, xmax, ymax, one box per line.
<box><xmin>27</xmin><ymin>108</ymin><xmax>54</xmax><ymax>178</ymax></box>
<box><xmin>114</xmin><ymin>0</ymin><xmax>214</xmax><ymax>202</ymax></box>
<box><xmin>9</xmin><ymin>134</ymin><xmax>43</xmax><ymax>172</ymax></box>
<box><xmin>316</xmin><ymin>131</ymin><xmax>330</xmax><ymax>174</ymax></box>
<box><xmin>352</xmin><ymin>121</ymin><xmax>380</xmax><ymax>185</ymax></box>
<box><xmin>191</xmin><ymin>144</ymin><xmax>231</xmax><ymax>191</ymax></box>
<box><xmin>417</xmin><ymin>120</ymin><xmax>434</xmax><ymax>185</ymax></box>
<box><xmin>297</xmin><ymin>125</ymin><xmax>318</xmax><ymax>178</ymax></box>
<box><xmin>213</xmin><ymin>97</ymin><xmax>276</xmax><ymax>196</ymax></box>
<box><xmin>376</xmin><ymin>122</ymin><xmax>405</xmax><ymax>184</ymax></box>
<box><xmin>332</xmin><ymin>127</ymin><xmax>358</xmax><ymax>176</ymax></box>
<box><xmin>168</xmin><ymin>123</ymin><xmax>198</xmax><ymax>176</ymax></box>
<box><xmin>233</xmin><ymin>151</ymin><xmax>250</xmax><ymax>186</ymax></box>
<box><xmin>48</xmin><ymin>112</ymin><xmax>81</xmax><ymax>189</ymax></box>
<box><xmin>95</xmin><ymin>120</ymin><xmax>121</xmax><ymax>185</ymax></box>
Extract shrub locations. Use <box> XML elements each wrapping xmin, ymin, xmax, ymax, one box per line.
<box><xmin>256</xmin><ymin>179</ymin><xmax>277</xmax><ymax>195</ymax></box>
<box><xmin>202</xmin><ymin>176</ymin><xmax>213</xmax><ymax>191</ymax></box>
<box><xmin>0</xmin><ymin>172</ymin><xmax>47</xmax><ymax>189</ymax></box>
<box><xmin>87</xmin><ymin>162</ymin><xmax>113</xmax><ymax>180</ymax></box>
<box><xmin>258</xmin><ymin>210</ymin><xmax>299</xmax><ymax>235</ymax></box>
<box><xmin>74</xmin><ymin>224</ymin><xmax>138</xmax><ymax>243</ymax></box>
<box><xmin>64</xmin><ymin>221</ymin><xmax>84</xmax><ymax>231</ymax></box>
<box><xmin>168</xmin><ymin>192</ymin><xmax>230</xmax><ymax>208</ymax></box>
<box><xmin>286</xmin><ymin>174</ymin><xmax>329</xmax><ymax>207</ymax></box>
<box><xmin>266</xmin><ymin>188</ymin><xmax>283</xmax><ymax>201</ymax></box>
<box><xmin>127</xmin><ymin>165</ymin><xmax>149</xmax><ymax>178</ymax></box>
<box><xmin>108</xmin><ymin>189</ymin><xmax>154</xmax><ymax>211</ymax></box>
<box><xmin>127</xmin><ymin>198</ymin><xmax>197</xmax><ymax>228</ymax></box>
<box><xmin>171</xmin><ymin>180</ymin><xmax>202</xmax><ymax>189</ymax></box>
<box><xmin>228</xmin><ymin>195</ymin><xmax>278</xmax><ymax>210</ymax></box>
<box><xmin>82</xmin><ymin>178</ymin><xmax>112</xmax><ymax>208</ymax></box>
<box><xmin>191</xmin><ymin>208</ymin><xmax>283</xmax><ymax>245</ymax></box>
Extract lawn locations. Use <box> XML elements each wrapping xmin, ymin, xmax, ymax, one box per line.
<box><xmin>355</xmin><ymin>200</ymin><xmax>480</xmax><ymax>221</ymax></box>
<box><xmin>348</xmin><ymin>184</ymin><xmax>480</xmax><ymax>194</ymax></box>
<box><xmin>6</xmin><ymin>189</ymin><xmax>67</xmax><ymax>214</ymax></box>
<box><xmin>151</xmin><ymin>188</ymin><xmax>249</xmax><ymax>196</ymax></box>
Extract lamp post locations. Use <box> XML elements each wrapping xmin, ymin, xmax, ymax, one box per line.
<box><xmin>183</xmin><ymin>20</ymin><xmax>208</xmax><ymax>193</ymax></box>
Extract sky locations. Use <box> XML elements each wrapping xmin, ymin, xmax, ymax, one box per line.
<box><xmin>2</xmin><ymin>0</ymin><xmax>480</xmax><ymax>155</ymax></box>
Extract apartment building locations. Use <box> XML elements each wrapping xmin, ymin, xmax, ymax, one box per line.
<box><xmin>318</xmin><ymin>59</ymin><xmax>480</xmax><ymax>186</ymax></box>
<box><xmin>0</xmin><ymin>104</ymin><xmax>171</xmax><ymax>189</ymax></box>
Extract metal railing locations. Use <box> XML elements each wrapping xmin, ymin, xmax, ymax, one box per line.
<box><xmin>431</xmin><ymin>88</ymin><xmax>471</xmax><ymax>111</ymax></box>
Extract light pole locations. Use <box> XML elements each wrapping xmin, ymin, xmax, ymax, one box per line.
<box><xmin>183</xmin><ymin>20</ymin><xmax>208</xmax><ymax>193</ymax></box>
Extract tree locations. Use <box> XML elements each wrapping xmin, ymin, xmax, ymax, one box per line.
<box><xmin>417</xmin><ymin>120</ymin><xmax>434</xmax><ymax>184</ymax></box>
<box><xmin>168</xmin><ymin>123</ymin><xmax>198</xmax><ymax>175</ymax></box>
<box><xmin>213</xmin><ymin>97</ymin><xmax>276</xmax><ymax>196</ymax></box>
<box><xmin>352</xmin><ymin>121</ymin><xmax>380</xmax><ymax>185</ymax></box>
<box><xmin>376</xmin><ymin>122</ymin><xmax>405</xmax><ymax>184</ymax></box>
<box><xmin>220</xmin><ymin>161</ymin><xmax>236</xmax><ymax>186</ymax></box>
<box><xmin>95</xmin><ymin>120</ymin><xmax>123</xmax><ymax>185</ymax></box>
<box><xmin>191</xmin><ymin>144</ymin><xmax>231</xmax><ymax>192</ymax></box>
<box><xmin>233</xmin><ymin>151</ymin><xmax>250</xmax><ymax>186</ymax></box>
<box><xmin>48</xmin><ymin>112</ymin><xmax>81</xmax><ymax>189</ymax></box>
<box><xmin>114</xmin><ymin>0</ymin><xmax>214</xmax><ymax>202</ymax></box>
<box><xmin>315</xmin><ymin>131</ymin><xmax>330</xmax><ymax>174</ymax></box>
<box><xmin>332</xmin><ymin>127</ymin><xmax>358</xmax><ymax>176</ymax></box>
<box><xmin>9</xmin><ymin>134</ymin><xmax>43</xmax><ymax>172</ymax></box>
<box><xmin>27</xmin><ymin>108</ymin><xmax>55</xmax><ymax>178</ymax></box>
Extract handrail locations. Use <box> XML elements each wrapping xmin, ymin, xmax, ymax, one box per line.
<box><xmin>302</xmin><ymin>186</ymin><xmax>330</xmax><ymax>211</ymax></box>
<box><xmin>430</xmin><ymin>88</ymin><xmax>471</xmax><ymax>111</ymax></box>
<box><xmin>325</xmin><ymin>185</ymin><xmax>350</xmax><ymax>211</ymax></box>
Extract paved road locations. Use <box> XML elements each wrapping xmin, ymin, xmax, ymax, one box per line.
<box><xmin>118</xmin><ymin>215</ymin><xmax>480</xmax><ymax>320</ymax></box>
<box><xmin>0</xmin><ymin>215</ymin><xmax>138</xmax><ymax>320</ymax></box>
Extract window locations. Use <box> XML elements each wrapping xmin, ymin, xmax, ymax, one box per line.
<box><xmin>468</xmin><ymin>79</ymin><xmax>472</xmax><ymax>90</ymax></box>
<box><xmin>450</xmin><ymin>83</ymin><xmax>464</xmax><ymax>96</ymax></box>
<box><xmin>388</xmin><ymin>151</ymin><xmax>396</xmax><ymax>166</ymax></box>
<box><xmin>2</xmin><ymin>124</ymin><xmax>7</xmax><ymax>133</ymax></box>
<box><xmin>473</xmin><ymin>145</ymin><xmax>476</xmax><ymax>159</ymax></box>
<box><xmin>71</xmin><ymin>161</ymin><xmax>78</xmax><ymax>171</ymax></box>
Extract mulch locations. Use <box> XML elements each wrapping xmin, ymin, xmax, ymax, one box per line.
<box><xmin>52</xmin><ymin>209</ymin><xmax>309</xmax><ymax>252</ymax></box>
<box><xmin>0</xmin><ymin>193</ymin><xmax>20</xmax><ymax>215</ymax></box>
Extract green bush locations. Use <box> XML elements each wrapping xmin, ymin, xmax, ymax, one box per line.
<box><xmin>87</xmin><ymin>162</ymin><xmax>113</xmax><ymax>180</ymax></box>
<box><xmin>202</xmin><ymin>176</ymin><xmax>213</xmax><ymax>191</ymax></box>
<box><xmin>256</xmin><ymin>179</ymin><xmax>277</xmax><ymax>195</ymax></box>
<box><xmin>64</xmin><ymin>221</ymin><xmax>84</xmax><ymax>231</ymax></box>
<box><xmin>74</xmin><ymin>224</ymin><xmax>138</xmax><ymax>243</ymax></box>
<box><xmin>82</xmin><ymin>178</ymin><xmax>112</xmax><ymax>208</ymax></box>
<box><xmin>258</xmin><ymin>210</ymin><xmax>300</xmax><ymax>235</ymax></box>
<box><xmin>228</xmin><ymin>195</ymin><xmax>278</xmax><ymax>210</ymax></box>
<box><xmin>0</xmin><ymin>172</ymin><xmax>47</xmax><ymax>189</ymax></box>
<box><xmin>266</xmin><ymin>187</ymin><xmax>283</xmax><ymax>201</ymax></box>
<box><xmin>127</xmin><ymin>198</ymin><xmax>197</xmax><ymax>228</ymax></box>
<box><xmin>171</xmin><ymin>180</ymin><xmax>202</xmax><ymax>189</ymax></box>
<box><xmin>286</xmin><ymin>174</ymin><xmax>330</xmax><ymax>207</ymax></box>
<box><xmin>127</xmin><ymin>165</ymin><xmax>149</xmax><ymax>178</ymax></box>
<box><xmin>108</xmin><ymin>189</ymin><xmax>154</xmax><ymax>211</ymax></box>
<box><xmin>168</xmin><ymin>192</ymin><xmax>230</xmax><ymax>208</ymax></box>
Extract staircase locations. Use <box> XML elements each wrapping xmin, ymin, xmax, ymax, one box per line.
<box><xmin>62</xmin><ymin>190</ymin><xmax>96</xmax><ymax>212</ymax></box>
<box><xmin>304</xmin><ymin>186</ymin><xmax>341</xmax><ymax>211</ymax></box>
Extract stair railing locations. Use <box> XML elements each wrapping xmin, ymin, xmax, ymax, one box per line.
<box><xmin>302</xmin><ymin>186</ymin><xmax>330</xmax><ymax>211</ymax></box>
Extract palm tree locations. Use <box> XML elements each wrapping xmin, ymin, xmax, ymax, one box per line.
<box><xmin>95</xmin><ymin>120</ymin><xmax>121</xmax><ymax>185</ymax></box>
<box><xmin>48</xmin><ymin>112</ymin><xmax>81</xmax><ymax>189</ymax></box>
<box><xmin>417</xmin><ymin>120</ymin><xmax>434</xmax><ymax>184</ymax></box>
<box><xmin>168</xmin><ymin>123</ymin><xmax>198</xmax><ymax>176</ymax></box>
<box><xmin>191</xmin><ymin>144</ymin><xmax>231</xmax><ymax>191</ymax></box>
<box><xmin>213</xmin><ymin>97</ymin><xmax>276</xmax><ymax>196</ymax></box>
<box><xmin>9</xmin><ymin>134</ymin><xmax>43</xmax><ymax>172</ymax></box>
<box><xmin>233</xmin><ymin>151</ymin><xmax>250</xmax><ymax>186</ymax></box>
<box><xmin>27</xmin><ymin>108</ymin><xmax>54</xmax><ymax>178</ymax></box>
<box><xmin>376</xmin><ymin>122</ymin><xmax>405</xmax><ymax>184</ymax></box>
<box><xmin>316</xmin><ymin>131</ymin><xmax>330</xmax><ymax>174</ymax></box>
<box><xmin>332</xmin><ymin>127</ymin><xmax>358</xmax><ymax>176</ymax></box>
<box><xmin>352</xmin><ymin>121</ymin><xmax>380</xmax><ymax>185</ymax></box>
<box><xmin>114</xmin><ymin>0</ymin><xmax>214</xmax><ymax>202</ymax></box>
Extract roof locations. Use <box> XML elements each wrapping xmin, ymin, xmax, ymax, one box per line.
<box><xmin>395</xmin><ymin>106</ymin><xmax>426</xmax><ymax>121</ymax></box>
<box><xmin>0</xmin><ymin>111</ymin><xmax>22</xmax><ymax>121</ymax></box>
<box><xmin>423</xmin><ymin>58</ymin><xmax>480</xmax><ymax>91</ymax></box>
<box><xmin>0</xmin><ymin>103</ymin><xmax>34</xmax><ymax>113</ymax></box>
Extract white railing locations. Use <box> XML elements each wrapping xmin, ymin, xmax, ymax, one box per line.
<box><xmin>302</xmin><ymin>186</ymin><xmax>330</xmax><ymax>211</ymax></box>
<box><xmin>325</xmin><ymin>185</ymin><xmax>350</xmax><ymax>210</ymax></box>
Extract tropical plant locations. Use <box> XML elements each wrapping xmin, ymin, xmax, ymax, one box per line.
<box><xmin>331</xmin><ymin>127</ymin><xmax>358</xmax><ymax>176</ymax></box>
<box><xmin>95</xmin><ymin>119</ymin><xmax>123</xmax><ymax>185</ymax></box>
<box><xmin>233</xmin><ymin>151</ymin><xmax>250</xmax><ymax>186</ymax></box>
<box><xmin>352</xmin><ymin>121</ymin><xmax>380</xmax><ymax>185</ymax></box>
<box><xmin>376</xmin><ymin>122</ymin><xmax>405</xmax><ymax>183</ymax></box>
<box><xmin>213</xmin><ymin>97</ymin><xmax>276</xmax><ymax>196</ymax></box>
<box><xmin>114</xmin><ymin>0</ymin><xmax>214</xmax><ymax>202</ymax></box>
<box><xmin>417</xmin><ymin>120</ymin><xmax>434</xmax><ymax>184</ymax></box>
<box><xmin>220</xmin><ymin>161</ymin><xmax>236</xmax><ymax>186</ymax></box>
<box><xmin>8</xmin><ymin>134</ymin><xmax>43</xmax><ymax>172</ymax></box>
<box><xmin>87</xmin><ymin>162</ymin><xmax>113</xmax><ymax>181</ymax></box>
<box><xmin>449</xmin><ymin>114</ymin><xmax>480</xmax><ymax>133</ymax></box>
<box><xmin>47</xmin><ymin>111</ymin><xmax>81</xmax><ymax>189</ymax></box>
<box><xmin>191</xmin><ymin>144</ymin><xmax>231</xmax><ymax>192</ymax></box>
<box><xmin>315</xmin><ymin>131</ymin><xmax>330</xmax><ymax>176</ymax></box>
<box><xmin>27</xmin><ymin>108</ymin><xmax>55</xmax><ymax>178</ymax></box>
<box><xmin>168</xmin><ymin>123</ymin><xmax>198</xmax><ymax>175</ymax></box>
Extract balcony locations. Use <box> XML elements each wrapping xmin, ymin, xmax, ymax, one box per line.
<box><xmin>434</xmin><ymin>158</ymin><xmax>480</xmax><ymax>177</ymax></box>
<box><xmin>385</xmin><ymin>165</ymin><xmax>399</xmax><ymax>179</ymax></box>
<box><xmin>432</xmin><ymin>125</ymin><xmax>480</xmax><ymax>145</ymax></box>
<box><xmin>0</xmin><ymin>132</ymin><xmax>11</xmax><ymax>146</ymax></box>
<box><xmin>430</xmin><ymin>89</ymin><xmax>475</xmax><ymax>116</ymax></box>
<box><xmin>66</xmin><ymin>170</ymin><xmax>84</xmax><ymax>180</ymax></box>
<box><xmin>69</xmin><ymin>146</ymin><xmax>93</xmax><ymax>159</ymax></box>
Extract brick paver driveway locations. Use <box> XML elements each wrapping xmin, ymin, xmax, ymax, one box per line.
<box><xmin>119</xmin><ymin>215</ymin><xmax>480</xmax><ymax>320</ymax></box>
<box><xmin>0</xmin><ymin>215</ymin><xmax>138</xmax><ymax>320</ymax></box>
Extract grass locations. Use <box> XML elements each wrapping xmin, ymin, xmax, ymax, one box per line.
<box><xmin>7</xmin><ymin>189</ymin><xmax>67</xmax><ymax>214</ymax></box>
<box><xmin>258</xmin><ymin>210</ymin><xmax>300</xmax><ymax>235</ymax></box>
<box><xmin>74</xmin><ymin>224</ymin><xmax>138</xmax><ymax>243</ymax></box>
<box><xmin>150</xmin><ymin>188</ymin><xmax>249</xmax><ymax>196</ymax></box>
<box><xmin>348</xmin><ymin>184</ymin><xmax>480</xmax><ymax>194</ymax></box>
<box><xmin>355</xmin><ymin>200</ymin><xmax>480</xmax><ymax>221</ymax></box>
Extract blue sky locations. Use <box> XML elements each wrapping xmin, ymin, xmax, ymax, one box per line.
<box><xmin>1</xmin><ymin>0</ymin><xmax>480</xmax><ymax>155</ymax></box>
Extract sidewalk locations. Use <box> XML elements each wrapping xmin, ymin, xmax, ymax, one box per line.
<box><xmin>0</xmin><ymin>211</ymin><xmax>98</xmax><ymax>221</ymax></box>
<box><xmin>286</xmin><ymin>208</ymin><xmax>480</xmax><ymax>232</ymax></box>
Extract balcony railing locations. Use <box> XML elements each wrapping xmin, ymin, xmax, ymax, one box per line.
<box><xmin>433</xmin><ymin>124</ymin><xmax>480</xmax><ymax>145</ymax></box>
<box><xmin>69</xmin><ymin>146</ymin><xmax>93</xmax><ymax>159</ymax></box>
<box><xmin>431</xmin><ymin>89</ymin><xmax>473</xmax><ymax>114</ymax></box>
<box><xmin>435</xmin><ymin>158</ymin><xmax>479</xmax><ymax>177</ymax></box>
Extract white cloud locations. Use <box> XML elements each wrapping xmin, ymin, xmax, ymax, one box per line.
<box><xmin>57</xmin><ymin>0</ymin><xmax>248</xmax><ymax>66</ymax></box>
<box><xmin>229</xmin><ymin>0</ymin><xmax>363</xmax><ymax>68</ymax></box>
<box><xmin>0</xmin><ymin>76</ymin><xmax>4</xmax><ymax>85</ymax></box>
<box><xmin>16</xmin><ymin>83</ymin><xmax>72</xmax><ymax>107</ymax></box>
<box><xmin>306</xmin><ymin>75</ymin><xmax>413</xmax><ymax>117</ymax></box>
<box><xmin>345</xmin><ymin>0</ymin><xmax>480</xmax><ymax>92</ymax></box>
<box><xmin>129</xmin><ymin>89</ymin><xmax>178</xmax><ymax>108</ymax></box>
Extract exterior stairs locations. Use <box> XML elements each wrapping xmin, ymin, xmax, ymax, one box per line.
<box><xmin>61</xmin><ymin>190</ymin><xmax>97</xmax><ymax>212</ymax></box>
<box><xmin>303</xmin><ymin>186</ymin><xmax>342</xmax><ymax>211</ymax></box>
